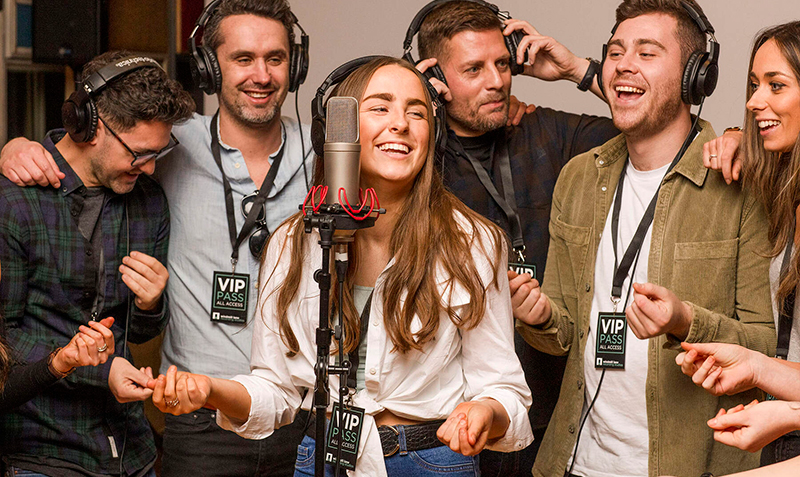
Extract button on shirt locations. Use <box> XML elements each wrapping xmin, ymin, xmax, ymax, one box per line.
<box><xmin>216</xmin><ymin>214</ymin><xmax>534</xmax><ymax>477</ymax></box>
<box><xmin>155</xmin><ymin>113</ymin><xmax>312</xmax><ymax>378</ymax></box>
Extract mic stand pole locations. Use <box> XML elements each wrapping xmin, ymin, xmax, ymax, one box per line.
<box><xmin>303</xmin><ymin>204</ymin><xmax>383</xmax><ymax>477</ymax></box>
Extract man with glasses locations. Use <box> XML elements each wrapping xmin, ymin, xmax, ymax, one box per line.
<box><xmin>0</xmin><ymin>51</ymin><xmax>195</xmax><ymax>477</ymax></box>
<box><xmin>0</xmin><ymin>1</ymin><xmax>313</xmax><ymax>475</ymax></box>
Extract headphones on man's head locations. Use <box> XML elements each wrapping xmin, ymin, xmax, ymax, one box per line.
<box><xmin>188</xmin><ymin>0</ymin><xmax>309</xmax><ymax>95</ymax></box>
<box><xmin>597</xmin><ymin>0</ymin><xmax>719</xmax><ymax>105</ymax></box>
<box><xmin>403</xmin><ymin>0</ymin><xmax>528</xmax><ymax>86</ymax></box>
<box><xmin>310</xmin><ymin>56</ymin><xmax>447</xmax><ymax>158</ymax></box>
<box><xmin>62</xmin><ymin>56</ymin><xmax>163</xmax><ymax>143</ymax></box>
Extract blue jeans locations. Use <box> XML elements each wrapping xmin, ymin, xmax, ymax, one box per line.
<box><xmin>294</xmin><ymin>434</ymin><xmax>480</xmax><ymax>477</ymax></box>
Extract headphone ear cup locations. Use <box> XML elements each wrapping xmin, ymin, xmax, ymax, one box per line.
<box><xmin>311</xmin><ymin>115</ymin><xmax>326</xmax><ymax>157</ymax></box>
<box><xmin>429</xmin><ymin>65</ymin><xmax>448</xmax><ymax>87</ymax></box>
<box><xmin>598</xmin><ymin>44</ymin><xmax>608</xmax><ymax>98</ymax></box>
<box><xmin>289</xmin><ymin>43</ymin><xmax>300</xmax><ymax>93</ymax></box>
<box><xmin>505</xmin><ymin>30</ymin><xmax>527</xmax><ymax>76</ymax></box>
<box><xmin>62</xmin><ymin>91</ymin><xmax>97</xmax><ymax>143</ymax></box>
<box><xmin>697</xmin><ymin>56</ymin><xmax>718</xmax><ymax>100</ymax></box>
<box><xmin>681</xmin><ymin>50</ymin><xmax>704</xmax><ymax>105</ymax></box>
<box><xmin>202</xmin><ymin>46</ymin><xmax>222</xmax><ymax>94</ymax></box>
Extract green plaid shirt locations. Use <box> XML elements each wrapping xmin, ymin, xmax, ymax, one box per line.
<box><xmin>0</xmin><ymin>131</ymin><xmax>170</xmax><ymax>475</ymax></box>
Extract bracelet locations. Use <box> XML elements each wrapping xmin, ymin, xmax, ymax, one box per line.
<box><xmin>47</xmin><ymin>347</ymin><xmax>75</xmax><ymax>379</ymax></box>
<box><xmin>723</xmin><ymin>126</ymin><xmax>742</xmax><ymax>134</ymax></box>
<box><xmin>577</xmin><ymin>58</ymin><xmax>601</xmax><ymax>91</ymax></box>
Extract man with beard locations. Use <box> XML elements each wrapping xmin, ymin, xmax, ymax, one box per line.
<box><xmin>0</xmin><ymin>1</ymin><xmax>312</xmax><ymax>475</ymax></box>
<box><xmin>413</xmin><ymin>1</ymin><xmax>619</xmax><ymax>474</ymax></box>
<box><xmin>514</xmin><ymin>1</ymin><xmax>775</xmax><ymax>476</ymax></box>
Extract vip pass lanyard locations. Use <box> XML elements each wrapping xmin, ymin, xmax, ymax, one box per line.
<box><xmin>777</xmin><ymin>223</ymin><xmax>796</xmax><ymax>360</ymax></box>
<box><xmin>609</xmin><ymin>127</ymin><xmax>699</xmax><ymax>310</ymax></box>
<box><xmin>210</xmin><ymin>111</ymin><xmax>285</xmax><ymax>271</ymax></box>
<box><xmin>458</xmin><ymin>136</ymin><xmax>526</xmax><ymax>262</ymax></box>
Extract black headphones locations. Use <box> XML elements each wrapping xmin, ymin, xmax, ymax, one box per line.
<box><xmin>62</xmin><ymin>56</ymin><xmax>163</xmax><ymax>143</ymax></box>
<box><xmin>598</xmin><ymin>0</ymin><xmax>719</xmax><ymax>105</ymax></box>
<box><xmin>188</xmin><ymin>0</ymin><xmax>309</xmax><ymax>95</ymax></box>
<box><xmin>402</xmin><ymin>0</ymin><xmax>528</xmax><ymax>86</ymax></box>
<box><xmin>310</xmin><ymin>56</ymin><xmax>447</xmax><ymax>158</ymax></box>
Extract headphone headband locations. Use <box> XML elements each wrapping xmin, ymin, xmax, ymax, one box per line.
<box><xmin>403</xmin><ymin>0</ymin><xmax>527</xmax><ymax>84</ymax></box>
<box><xmin>310</xmin><ymin>56</ymin><xmax>447</xmax><ymax>158</ymax></box>
<box><xmin>62</xmin><ymin>55</ymin><xmax>163</xmax><ymax>143</ymax></box>
<box><xmin>188</xmin><ymin>0</ymin><xmax>309</xmax><ymax>94</ymax></box>
<box><xmin>599</xmin><ymin>0</ymin><xmax>719</xmax><ymax>105</ymax></box>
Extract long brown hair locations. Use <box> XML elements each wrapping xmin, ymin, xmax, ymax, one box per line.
<box><xmin>265</xmin><ymin>56</ymin><xmax>505</xmax><ymax>356</ymax></box>
<box><xmin>741</xmin><ymin>21</ymin><xmax>800</xmax><ymax>303</ymax></box>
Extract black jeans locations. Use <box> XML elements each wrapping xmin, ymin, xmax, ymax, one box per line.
<box><xmin>479</xmin><ymin>426</ymin><xmax>545</xmax><ymax>477</ymax></box>
<box><xmin>760</xmin><ymin>431</ymin><xmax>800</xmax><ymax>466</ymax></box>
<box><xmin>162</xmin><ymin>407</ymin><xmax>307</xmax><ymax>477</ymax></box>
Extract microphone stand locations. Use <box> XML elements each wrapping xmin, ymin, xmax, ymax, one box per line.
<box><xmin>302</xmin><ymin>202</ymin><xmax>384</xmax><ymax>477</ymax></box>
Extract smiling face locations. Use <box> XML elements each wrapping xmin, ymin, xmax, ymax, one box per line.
<box><xmin>216</xmin><ymin>14</ymin><xmax>290</xmax><ymax>129</ymax></box>
<box><xmin>747</xmin><ymin>39</ymin><xmax>800</xmax><ymax>154</ymax></box>
<box><xmin>438</xmin><ymin>29</ymin><xmax>511</xmax><ymax>137</ymax></box>
<box><xmin>87</xmin><ymin>120</ymin><xmax>172</xmax><ymax>194</ymax></box>
<box><xmin>358</xmin><ymin>65</ymin><xmax>431</xmax><ymax>194</ymax></box>
<box><xmin>603</xmin><ymin>13</ymin><xmax>688</xmax><ymax>139</ymax></box>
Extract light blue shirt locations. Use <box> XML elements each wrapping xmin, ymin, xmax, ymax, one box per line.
<box><xmin>155</xmin><ymin>112</ymin><xmax>313</xmax><ymax>377</ymax></box>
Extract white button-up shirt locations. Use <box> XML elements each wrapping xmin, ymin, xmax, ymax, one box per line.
<box><xmin>217</xmin><ymin>213</ymin><xmax>533</xmax><ymax>476</ymax></box>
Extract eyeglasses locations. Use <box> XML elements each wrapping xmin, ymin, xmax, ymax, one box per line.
<box><xmin>98</xmin><ymin>116</ymin><xmax>179</xmax><ymax>168</ymax></box>
<box><xmin>241</xmin><ymin>191</ymin><xmax>269</xmax><ymax>258</ymax></box>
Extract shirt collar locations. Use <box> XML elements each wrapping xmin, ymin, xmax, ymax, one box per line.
<box><xmin>594</xmin><ymin>118</ymin><xmax>715</xmax><ymax>187</ymax></box>
<box><xmin>215</xmin><ymin>115</ymin><xmax>288</xmax><ymax>160</ymax></box>
<box><xmin>43</xmin><ymin>129</ymin><xmax>86</xmax><ymax>196</ymax></box>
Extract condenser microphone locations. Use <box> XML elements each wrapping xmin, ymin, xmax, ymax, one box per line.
<box><xmin>324</xmin><ymin>96</ymin><xmax>361</xmax><ymax>208</ymax></box>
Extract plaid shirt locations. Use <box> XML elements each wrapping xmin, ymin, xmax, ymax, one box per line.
<box><xmin>441</xmin><ymin>107</ymin><xmax>619</xmax><ymax>430</ymax></box>
<box><xmin>0</xmin><ymin>130</ymin><xmax>170</xmax><ymax>476</ymax></box>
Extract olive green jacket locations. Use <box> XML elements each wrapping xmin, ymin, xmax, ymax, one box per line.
<box><xmin>517</xmin><ymin>121</ymin><xmax>776</xmax><ymax>477</ymax></box>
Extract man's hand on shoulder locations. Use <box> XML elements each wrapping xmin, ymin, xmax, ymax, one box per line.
<box><xmin>0</xmin><ymin>137</ymin><xmax>64</xmax><ymax>187</ymax></box>
<box><xmin>509</xmin><ymin>270</ymin><xmax>552</xmax><ymax>326</ymax></box>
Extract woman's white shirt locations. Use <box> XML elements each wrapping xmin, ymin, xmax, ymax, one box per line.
<box><xmin>216</xmin><ymin>213</ymin><xmax>534</xmax><ymax>477</ymax></box>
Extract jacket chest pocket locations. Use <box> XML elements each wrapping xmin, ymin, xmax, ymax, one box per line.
<box><xmin>550</xmin><ymin>215</ymin><xmax>591</xmax><ymax>298</ymax></box>
<box><xmin>671</xmin><ymin>238</ymin><xmax>738</xmax><ymax>316</ymax></box>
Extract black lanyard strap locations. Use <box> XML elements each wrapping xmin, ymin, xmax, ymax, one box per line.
<box><xmin>456</xmin><ymin>134</ymin><xmax>526</xmax><ymax>260</ymax></box>
<box><xmin>610</xmin><ymin>126</ymin><xmax>699</xmax><ymax>301</ymax></box>
<box><xmin>777</xmin><ymin>223</ymin><xmax>796</xmax><ymax>360</ymax></box>
<box><xmin>210</xmin><ymin>111</ymin><xmax>285</xmax><ymax>265</ymax></box>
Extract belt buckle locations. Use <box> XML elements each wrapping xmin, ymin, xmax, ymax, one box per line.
<box><xmin>383</xmin><ymin>425</ymin><xmax>400</xmax><ymax>457</ymax></box>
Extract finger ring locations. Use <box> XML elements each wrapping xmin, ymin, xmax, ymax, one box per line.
<box><xmin>709</xmin><ymin>154</ymin><xmax>718</xmax><ymax>159</ymax></box>
<box><xmin>166</xmin><ymin>398</ymin><xmax>180</xmax><ymax>408</ymax></box>
<box><xmin>97</xmin><ymin>344</ymin><xmax>108</xmax><ymax>353</ymax></box>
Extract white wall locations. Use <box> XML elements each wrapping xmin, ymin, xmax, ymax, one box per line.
<box><xmin>282</xmin><ymin>0</ymin><xmax>799</xmax><ymax>132</ymax></box>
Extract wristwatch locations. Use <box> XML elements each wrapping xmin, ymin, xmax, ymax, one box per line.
<box><xmin>578</xmin><ymin>58</ymin><xmax>601</xmax><ymax>91</ymax></box>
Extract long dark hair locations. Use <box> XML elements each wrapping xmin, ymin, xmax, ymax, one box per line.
<box><xmin>264</xmin><ymin>57</ymin><xmax>506</xmax><ymax>356</ymax></box>
<box><xmin>741</xmin><ymin>21</ymin><xmax>800</xmax><ymax>304</ymax></box>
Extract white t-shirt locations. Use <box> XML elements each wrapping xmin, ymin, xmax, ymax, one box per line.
<box><xmin>570</xmin><ymin>160</ymin><xmax>670</xmax><ymax>477</ymax></box>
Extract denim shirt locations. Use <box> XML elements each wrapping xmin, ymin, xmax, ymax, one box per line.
<box><xmin>517</xmin><ymin>120</ymin><xmax>776</xmax><ymax>477</ymax></box>
<box><xmin>154</xmin><ymin>113</ymin><xmax>313</xmax><ymax>378</ymax></box>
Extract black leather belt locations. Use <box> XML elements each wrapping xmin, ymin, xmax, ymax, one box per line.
<box><xmin>305</xmin><ymin>414</ymin><xmax>446</xmax><ymax>457</ymax></box>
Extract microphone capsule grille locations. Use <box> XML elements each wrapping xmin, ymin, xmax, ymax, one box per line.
<box><xmin>325</xmin><ymin>96</ymin><xmax>359</xmax><ymax>143</ymax></box>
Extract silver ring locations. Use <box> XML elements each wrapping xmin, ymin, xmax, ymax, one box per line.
<box><xmin>709</xmin><ymin>154</ymin><xmax>718</xmax><ymax>159</ymax></box>
<box><xmin>166</xmin><ymin>398</ymin><xmax>180</xmax><ymax>408</ymax></box>
<box><xmin>97</xmin><ymin>344</ymin><xmax>108</xmax><ymax>353</ymax></box>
